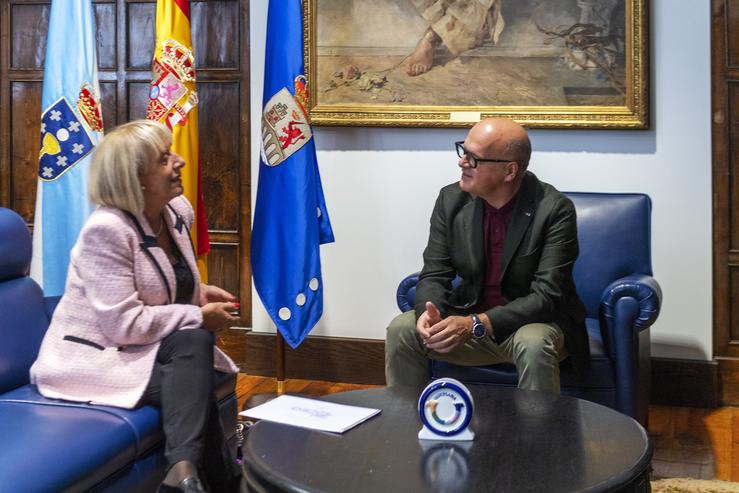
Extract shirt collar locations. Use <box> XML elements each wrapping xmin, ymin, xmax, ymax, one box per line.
<box><xmin>483</xmin><ymin>192</ymin><xmax>518</xmax><ymax>215</ymax></box>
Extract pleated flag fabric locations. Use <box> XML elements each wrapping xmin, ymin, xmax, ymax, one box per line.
<box><xmin>31</xmin><ymin>0</ymin><xmax>104</xmax><ymax>296</ymax></box>
<box><xmin>252</xmin><ymin>0</ymin><xmax>335</xmax><ymax>348</ymax></box>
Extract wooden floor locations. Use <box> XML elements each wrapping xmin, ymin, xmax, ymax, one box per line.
<box><xmin>236</xmin><ymin>375</ymin><xmax>739</xmax><ymax>483</ymax></box>
<box><xmin>235</xmin><ymin>374</ymin><xmax>381</xmax><ymax>411</ymax></box>
<box><xmin>649</xmin><ymin>405</ymin><xmax>739</xmax><ymax>481</ymax></box>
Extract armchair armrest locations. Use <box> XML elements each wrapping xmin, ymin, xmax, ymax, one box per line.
<box><xmin>396</xmin><ymin>272</ymin><xmax>420</xmax><ymax>313</ymax></box>
<box><xmin>598</xmin><ymin>273</ymin><xmax>661</xmax><ymax>422</ymax></box>
<box><xmin>599</xmin><ymin>274</ymin><xmax>661</xmax><ymax>360</ymax></box>
<box><xmin>396</xmin><ymin>273</ymin><xmax>462</xmax><ymax>313</ymax></box>
<box><xmin>601</xmin><ymin>274</ymin><xmax>662</xmax><ymax>331</ymax></box>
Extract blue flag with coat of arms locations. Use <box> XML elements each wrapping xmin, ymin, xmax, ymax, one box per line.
<box><xmin>31</xmin><ymin>0</ymin><xmax>104</xmax><ymax>296</ymax></box>
<box><xmin>251</xmin><ymin>0</ymin><xmax>334</xmax><ymax>349</ymax></box>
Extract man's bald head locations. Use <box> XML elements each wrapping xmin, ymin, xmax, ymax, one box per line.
<box><xmin>469</xmin><ymin>118</ymin><xmax>531</xmax><ymax>172</ymax></box>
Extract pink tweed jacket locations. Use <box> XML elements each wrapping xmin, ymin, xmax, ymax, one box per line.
<box><xmin>30</xmin><ymin>196</ymin><xmax>238</xmax><ymax>409</ymax></box>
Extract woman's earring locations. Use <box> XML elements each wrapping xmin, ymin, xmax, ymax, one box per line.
<box><xmin>141</xmin><ymin>185</ymin><xmax>146</xmax><ymax>191</ymax></box>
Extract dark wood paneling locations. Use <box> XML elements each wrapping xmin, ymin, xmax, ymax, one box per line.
<box><xmin>125</xmin><ymin>2</ymin><xmax>154</xmax><ymax>70</ymax></box>
<box><xmin>208</xmin><ymin>242</ymin><xmax>240</xmax><ymax>301</ymax></box>
<box><xmin>651</xmin><ymin>357</ymin><xmax>721</xmax><ymax>409</ymax></box>
<box><xmin>729</xmin><ymin>83</ymin><xmax>739</xmax><ymax>251</ymax></box>
<box><xmin>718</xmin><ymin>357</ymin><xmax>739</xmax><ymax>406</ymax></box>
<box><xmin>1</xmin><ymin>1</ymin><xmax>8</xmax><ymax>206</ymax></box>
<box><xmin>99</xmin><ymin>81</ymin><xmax>118</xmax><ymax>130</ymax></box>
<box><xmin>714</xmin><ymin>0</ymin><xmax>739</xmax><ymax>372</ymax></box>
<box><xmin>191</xmin><ymin>1</ymin><xmax>239</xmax><ymax>69</ymax></box>
<box><xmin>126</xmin><ymin>81</ymin><xmax>149</xmax><ymax>120</ymax></box>
<box><xmin>242</xmin><ymin>333</ymin><xmax>387</xmax><ymax>386</ymax></box>
<box><xmin>10</xmin><ymin>81</ymin><xmax>41</xmax><ymax>221</ymax></box>
<box><xmin>94</xmin><ymin>3</ymin><xmax>116</xmax><ymax>70</ymax></box>
<box><xmin>10</xmin><ymin>3</ymin><xmax>49</xmax><ymax>69</ymax></box>
<box><xmin>714</xmin><ymin>0</ymin><xmax>731</xmax><ymax>364</ymax></box>
<box><xmin>217</xmin><ymin>327</ymin><xmax>248</xmax><ymax>371</ymax></box>
<box><xmin>728</xmin><ymin>0</ymin><xmax>739</xmax><ymax>67</ymax></box>
<box><xmin>199</xmin><ymin>81</ymin><xmax>240</xmax><ymax>231</ymax></box>
<box><xmin>732</xmin><ymin>267</ymin><xmax>739</xmax><ymax>344</ymax></box>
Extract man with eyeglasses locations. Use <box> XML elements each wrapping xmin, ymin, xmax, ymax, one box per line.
<box><xmin>385</xmin><ymin>118</ymin><xmax>589</xmax><ymax>393</ymax></box>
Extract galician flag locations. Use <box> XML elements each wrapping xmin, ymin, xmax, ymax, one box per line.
<box><xmin>252</xmin><ymin>0</ymin><xmax>335</xmax><ymax>348</ymax></box>
<box><xmin>31</xmin><ymin>0</ymin><xmax>104</xmax><ymax>296</ymax></box>
<box><xmin>146</xmin><ymin>0</ymin><xmax>210</xmax><ymax>278</ymax></box>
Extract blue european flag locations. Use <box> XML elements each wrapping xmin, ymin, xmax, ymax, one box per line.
<box><xmin>31</xmin><ymin>0</ymin><xmax>104</xmax><ymax>296</ymax></box>
<box><xmin>252</xmin><ymin>0</ymin><xmax>335</xmax><ymax>349</ymax></box>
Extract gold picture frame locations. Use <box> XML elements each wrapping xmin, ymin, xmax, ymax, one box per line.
<box><xmin>303</xmin><ymin>0</ymin><xmax>648</xmax><ymax>129</ymax></box>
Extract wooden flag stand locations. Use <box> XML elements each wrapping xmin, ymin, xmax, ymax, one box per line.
<box><xmin>242</xmin><ymin>331</ymin><xmax>288</xmax><ymax>410</ymax></box>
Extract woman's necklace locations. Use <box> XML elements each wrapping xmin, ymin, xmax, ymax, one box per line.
<box><xmin>154</xmin><ymin>217</ymin><xmax>165</xmax><ymax>238</ymax></box>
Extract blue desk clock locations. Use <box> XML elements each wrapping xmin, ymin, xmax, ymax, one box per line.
<box><xmin>418</xmin><ymin>378</ymin><xmax>475</xmax><ymax>441</ymax></box>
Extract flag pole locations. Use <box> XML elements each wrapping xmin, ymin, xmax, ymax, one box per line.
<box><xmin>276</xmin><ymin>331</ymin><xmax>286</xmax><ymax>395</ymax></box>
<box><xmin>248</xmin><ymin>0</ymin><xmax>334</xmax><ymax>411</ymax></box>
<box><xmin>242</xmin><ymin>329</ymin><xmax>287</xmax><ymax>410</ymax></box>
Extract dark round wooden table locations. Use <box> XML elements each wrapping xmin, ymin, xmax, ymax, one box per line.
<box><xmin>243</xmin><ymin>385</ymin><xmax>652</xmax><ymax>493</ymax></box>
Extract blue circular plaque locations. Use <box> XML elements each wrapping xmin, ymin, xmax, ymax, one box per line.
<box><xmin>418</xmin><ymin>378</ymin><xmax>474</xmax><ymax>438</ymax></box>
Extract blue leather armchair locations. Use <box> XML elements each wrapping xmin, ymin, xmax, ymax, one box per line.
<box><xmin>0</xmin><ymin>207</ymin><xmax>239</xmax><ymax>492</ymax></box>
<box><xmin>396</xmin><ymin>193</ymin><xmax>661</xmax><ymax>426</ymax></box>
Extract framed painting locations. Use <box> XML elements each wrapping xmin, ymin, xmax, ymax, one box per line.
<box><xmin>302</xmin><ymin>0</ymin><xmax>648</xmax><ymax>128</ymax></box>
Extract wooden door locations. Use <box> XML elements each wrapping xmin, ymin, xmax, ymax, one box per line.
<box><xmin>0</xmin><ymin>0</ymin><xmax>251</xmax><ymax>361</ymax></box>
<box><xmin>712</xmin><ymin>0</ymin><xmax>739</xmax><ymax>404</ymax></box>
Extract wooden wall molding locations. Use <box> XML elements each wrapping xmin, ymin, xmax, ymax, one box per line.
<box><xmin>238</xmin><ymin>332</ymin><xmax>386</xmax><ymax>386</ymax></box>
<box><xmin>717</xmin><ymin>357</ymin><xmax>739</xmax><ymax>406</ymax></box>
<box><xmin>651</xmin><ymin>357</ymin><xmax>721</xmax><ymax>409</ymax></box>
<box><xmin>229</xmin><ymin>334</ymin><xmax>737</xmax><ymax>407</ymax></box>
<box><xmin>710</xmin><ymin>0</ymin><xmax>739</xmax><ymax>408</ymax></box>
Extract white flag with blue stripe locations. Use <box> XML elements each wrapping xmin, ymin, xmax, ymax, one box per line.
<box><xmin>31</xmin><ymin>0</ymin><xmax>104</xmax><ymax>296</ymax></box>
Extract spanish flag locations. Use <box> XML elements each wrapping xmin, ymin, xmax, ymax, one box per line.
<box><xmin>146</xmin><ymin>0</ymin><xmax>210</xmax><ymax>279</ymax></box>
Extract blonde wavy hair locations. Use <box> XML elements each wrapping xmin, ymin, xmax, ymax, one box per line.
<box><xmin>88</xmin><ymin>119</ymin><xmax>171</xmax><ymax>214</ymax></box>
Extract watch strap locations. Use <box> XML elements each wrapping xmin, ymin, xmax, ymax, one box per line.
<box><xmin>470</xmin><ymin>313</ymin><xmax>486</xmax><ymax>338</ymax></box>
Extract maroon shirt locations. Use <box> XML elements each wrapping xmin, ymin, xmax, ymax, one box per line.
<box><xmin>473</xmin><ymin>197</ymin><xmax>516</xmax><ymax>313</ymax></box>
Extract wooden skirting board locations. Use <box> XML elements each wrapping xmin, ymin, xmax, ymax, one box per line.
<box><xmin>220</xmin><ymin>330</ymin><xmax>737</xmax><ymax>407</ymax></box>
<box><xmin>651</xmin><ymin>357</ymin><xmax>721</xmax><ymax>408</ymax></box>
<box><xmin>235</xmin><ymin>331</ymin><xmax>386</xmax><ymax>386</ymax></box>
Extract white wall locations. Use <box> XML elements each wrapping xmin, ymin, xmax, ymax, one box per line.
<box><xmin>249</xmin><ymin>0</ymin><xmax>712</xmax><ymax>360</ymax></box>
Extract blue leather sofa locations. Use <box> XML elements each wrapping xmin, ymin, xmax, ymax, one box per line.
<box><xmin>0</xmin><ymin>207</ymin><xmax>239</xmax><ymax>492</ymax></box>
<box><xmin>396</xmin><ymin>192</ymin><xmax>661</xmax><ymax>426</ymax></box>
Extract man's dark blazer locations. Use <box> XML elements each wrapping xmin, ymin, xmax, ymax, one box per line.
<box><xmin>414</xmin><ymin>171</ymin><xmax>590</xmax><ymax>379</ymax></box>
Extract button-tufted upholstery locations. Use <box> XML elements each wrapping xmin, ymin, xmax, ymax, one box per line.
<box><xmin>396</xmin><ymin>193</ymin><xmax>661</xmax><ymax>426</ymax></box>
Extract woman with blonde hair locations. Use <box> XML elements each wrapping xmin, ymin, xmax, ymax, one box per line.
<box><xmin>31</xmin><ymin>119</ymin><xmax>242</xmax><ymax>493</ymax></box>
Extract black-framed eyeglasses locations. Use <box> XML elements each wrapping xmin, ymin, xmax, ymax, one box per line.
<box><xmin>455</xmin><ymin>141</ymin><xmax>511</xmax><ymax>169</ymax></box>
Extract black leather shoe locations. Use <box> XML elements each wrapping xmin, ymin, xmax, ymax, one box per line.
<box><xmin>157</xmin><ymin>475</ymin><xmax>208</xmax><ymax>493</ymax></box>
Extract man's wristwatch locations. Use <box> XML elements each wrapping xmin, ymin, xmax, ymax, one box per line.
<box><xmin>470</xmin><ymin>313</ymin><xmax>487</xmax><ymax>339</ymax></box>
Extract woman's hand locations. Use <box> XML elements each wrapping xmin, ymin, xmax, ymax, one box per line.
<box><xmin>201</xmin><ymin>302</ymin><xmax>239</xmax><ymax>332</ymax></box>
<box><xmin>200</xmin><ymin>284</ymin><xmax>237</xmax><ymax>306</ymax></box>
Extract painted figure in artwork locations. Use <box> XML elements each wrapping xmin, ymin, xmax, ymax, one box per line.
<box><xmin>403</xmin><ymin>0</ymin><xmax>623</xmax><ymax>76</ymax></box>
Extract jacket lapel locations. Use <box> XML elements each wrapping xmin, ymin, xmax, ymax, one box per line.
<box><xmin>164</xmin><ymin>204</ymin><xmax>201</xmax><ymax>302</ymax></box>
<box><xmin>130</xmin><ymin>211</ymin><xmax>176</xmax><ymax>304</ymax></box>
<box><xmin>467</xmin><ymin>198</ymin><xmax>484</xmax><ymax>280</ymax></box>
<box><xmin>500</xmin><ymin>173</ymin><xmax>537</xmax><ymax>279</ymax></box>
